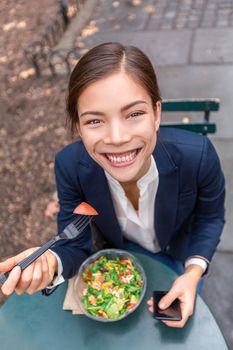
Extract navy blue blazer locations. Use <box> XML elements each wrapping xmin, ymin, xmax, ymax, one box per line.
<box><xmin>51</xmin><ymin>128</ymin><xmax>225</xmax><ymax>279</ymax></box>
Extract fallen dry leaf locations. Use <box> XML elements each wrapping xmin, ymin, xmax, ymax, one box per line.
<box><xmin>3</xmin><ymin>21</ymin><xmax>16</xmax><ymax>31</ymax></box>
<box><xmin>131</xmin><ymin>0</ymin><xmax>141</xmax><ymax>6</ymax></box>
<box><xmin>0</xmin><ymin>56</ymin><xmax>7</xmax><ymax>63</ymax></box>
<box><xmin>19</xmin><ymin>68</ymin><xmax>35</xmax><ymax>79</ymax></box>
<box><xmin>81</xmin><ymin>20</ymin><xmax>99</xmax><ymax>37</ymax></box>
<box><xmin>17</xmin><ymin>21</ymin><xmax>26</xmax><ymax>29</ymax></box>
<box><xmin>67</xmin><ymin>5</ymin><xmax>77</xmax><ymax>17</ymax></box>
<box><xmin>143</xmin><ymin>5</ymin><xmax>156</xmax><ymax>14</ymax></box>
<box><xmin>112</xmin><ymin>1</ymin><xmax>120</xmax><ymax>8</ymax></box>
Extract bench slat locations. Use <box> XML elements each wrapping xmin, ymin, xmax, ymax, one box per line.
<box><xmin>162</xmin><ymin>99</ymin><xmax>220</xmax><ymax>112</ymax></box>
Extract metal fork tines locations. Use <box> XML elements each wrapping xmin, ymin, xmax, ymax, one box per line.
<box><xmin>61</xmin><ymin>215</ymin><xmax>92</xmax><ymax>239</ymax></box>
<box><xmin>18</xmin><ymin>215</ymin><xmax>92</xmax><ymax>271</ymax></box>
<box><xmin>0</xmin><ymin>215</ymin><xmax>93</xmax><ymax>285</ymax></box>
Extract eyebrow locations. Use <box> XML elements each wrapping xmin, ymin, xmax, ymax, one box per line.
<box><xmin>79</xmin><ymin>100</ymin><xmax>148</xmax><ymax>118</ymax></box>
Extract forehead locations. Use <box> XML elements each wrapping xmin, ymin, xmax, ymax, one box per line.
<box><xmin>77</xmin><ymin>72</ymin><xmax>151</xmax><ymax>110</ymax></box>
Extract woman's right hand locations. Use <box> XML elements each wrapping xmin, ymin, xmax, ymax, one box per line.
<box><xmin>0</xmin><ymin>248</ymin><xmax>58</xmax><ymax>296</ymax></box>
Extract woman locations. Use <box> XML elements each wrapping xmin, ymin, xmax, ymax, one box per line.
<box><xmin>0</xmin><ymin>42</ymin><xmax>225</xmax><ymax>328</ymax></box>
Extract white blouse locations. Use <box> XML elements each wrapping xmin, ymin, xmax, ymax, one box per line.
<box><xmin>104</xmin><ymin>156</ymin><xmax>160</xmax><ymax>253</ymax></box>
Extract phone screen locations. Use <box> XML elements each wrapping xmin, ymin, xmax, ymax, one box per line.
<box><xmin>153</xmin><ymin>291</ymin><xmax>182</xmax><ymax>321</ymax></box>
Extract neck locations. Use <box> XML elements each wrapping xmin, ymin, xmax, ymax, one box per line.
<box><xmin>120</xmin><ymin>181</ymin><xmax>140</xmax><ymax>211</ymax></box>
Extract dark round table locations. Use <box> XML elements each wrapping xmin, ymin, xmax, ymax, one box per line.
<box><xmin>0</xmin><ymin>252</ymin><xmax>228</xmax><ymax>350</ymax></box>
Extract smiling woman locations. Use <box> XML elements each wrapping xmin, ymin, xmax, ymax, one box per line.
<box><xmin>77</xmin><ymin>73</ymin><xmax>160</xmax><ymax>184</ymax></box>
<box><xmin>67</xmin><ymin>42</ymin><xmax>161</xmax><ymax>185</ymax></box>
<box><xmin>0</xmin><ymin>42</ymin><xmax>225</xmax><ymax>330</ymax></box>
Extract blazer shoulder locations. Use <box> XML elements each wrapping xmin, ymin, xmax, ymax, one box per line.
<box><xmin>159</xmin><ymin>127</ymin><xmax>204</xmax><ymax>147</ymax></box>
<box><xmin>55</xmin><ymin>140</ymin><xmax>92</xmax><ymax>166</ymax></box>
<box><xmin>158</xmin><ymin>128</ymin><xmax>217</xmax><ymax>165</ymax></box>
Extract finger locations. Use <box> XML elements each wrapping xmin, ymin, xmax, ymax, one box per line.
<box><xmin>161</xmin><ymin>317</ymin><xmax>188</xmax><ymax>328</ymax></box>
<box><xmin>0</xmin><ymin>248</ymin><xmax>38</xmax><ymax>273</ymax></box>
<box><xmin>1</xmin><ymin>266</ymin><xmax>21</xmax><ymax>296</ymax></box>
<box><xmin>0</xmin><ymin>255</ymin><xmax>24</xmax><ymax>273</ymax></box>
<box><xmin>147</xmin><ymin>298</ymin><xmax>153</xmax><ymax>313</ymax></box>
<box><xmin>148</xmin><ymin>306</ymin><xmax>153</xmax><ymax>313</ymax></box>
<box><xmin>15</xmin><ymin>263</ymin><xmax>35</xmax><ymax>295</ymax></box>
<box><xmin>179</xmin><ymin>299</ymin><xmax>194</xmax><ymax>321</ymax></box>
<box><xmin>158</xmin><ymin>291</ymin><xmax>177</xmax><ymax>310</ymax></box>
<box><xmin>26</xmin><ymin>259</ymin><xmax>43</xmax><ymax>295</ymax></box>
<box><xmin>35</xmin><ymin>254</ymin><xmax>51</xmax><ymax>291</ymax></box>
<box><xmin>147</xmin><ymin>298</ymin><xmax>153</xmax><ymax>305</ymax></box>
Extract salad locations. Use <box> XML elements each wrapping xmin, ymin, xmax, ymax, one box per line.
<box><xmin>81</xmin><ymin>255</ymin><xmax>144</xmax><ymax>319</ymax></box>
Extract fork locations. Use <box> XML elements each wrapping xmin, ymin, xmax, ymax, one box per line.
<box><xmin>0</xmin><ymin>214</ymin><xmax>93</xmax><ymax>285</ymax></box>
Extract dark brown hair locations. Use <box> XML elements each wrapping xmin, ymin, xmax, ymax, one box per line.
<box><xmin>67</xmin><ymin>42</ymin><xmax>161</xmax><ymax>134</ymax></box>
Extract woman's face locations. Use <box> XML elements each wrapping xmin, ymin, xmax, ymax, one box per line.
<box><xmin>77</xmin><ymin>72</ymin><xmax>161</xmax><ymax>184</ymax></box>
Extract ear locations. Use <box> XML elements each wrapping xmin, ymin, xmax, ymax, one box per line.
<box><xmin>154</xmin><ymin>101</ymin><xmax>161</xmax><ymax>131</ymax></box>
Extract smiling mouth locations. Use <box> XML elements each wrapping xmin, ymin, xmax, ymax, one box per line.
<box><xmin>104</xmin><ymin>148</ymin><xmax>141</xmax><ymax>165</ymax></box>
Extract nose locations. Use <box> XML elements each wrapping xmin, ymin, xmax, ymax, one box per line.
<box><xmin>103</xmin><ymin>120</ymin><xmax>131</xmax><ymax>145</ymax></box>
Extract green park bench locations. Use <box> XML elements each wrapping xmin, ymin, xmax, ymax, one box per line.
<box><xmin>161</xmin><ymin>98</ymin><xmax>220</xmax><ymax>135</ymax></box>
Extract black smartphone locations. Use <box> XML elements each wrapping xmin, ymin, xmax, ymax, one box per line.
<box><xmin>153</xmin><ymin>291</ymin><xmax>182</xmax><ymax>321</ymax></box>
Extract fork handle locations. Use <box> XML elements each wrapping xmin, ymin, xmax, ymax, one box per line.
<box><xmin>0</xmin><ymin>237</ymin><xmax>58</xmax><ymax>285</ymax></box>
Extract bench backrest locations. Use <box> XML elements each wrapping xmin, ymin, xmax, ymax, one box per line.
<box><xmin>161</xmin><ymin>98</ymin><xmax>220</xmax><ymax>135</ymax></box>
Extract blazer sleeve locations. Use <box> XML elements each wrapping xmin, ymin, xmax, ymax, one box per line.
<box><xmin>186</xmin><ymin>137</ymin><xmax>225</xmax><ymax>262</ymax></box>
<box><xmin>50</xmin><ymin>152</ymin><xmax>92</xmax><ymax>279</ymax></box>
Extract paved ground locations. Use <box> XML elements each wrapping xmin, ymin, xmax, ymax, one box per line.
<box><xmin>65</xmin><ymin>0</ymin><xmax>233</xmax><ymax>347</ymax></box>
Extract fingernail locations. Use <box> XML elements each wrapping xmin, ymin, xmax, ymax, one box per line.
<box><xmin>159</xmin><ymin>302</ymin><xmax>166</xmax><ymax>309</ymax></box>
<box><xmin>2</xmin><ymin>288</ymin><xmax>12</xmax><ymax>296</ymax></box>
<box><xmin>12</xmin><ymin>266</ymin><xmax>21</xmax><ymax>276</ymax></box>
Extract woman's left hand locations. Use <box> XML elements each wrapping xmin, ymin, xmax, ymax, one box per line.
<box><xmin>147</xmin><ymin>264</ymin><xmax>203</xmax><ymax>328</ymax></box>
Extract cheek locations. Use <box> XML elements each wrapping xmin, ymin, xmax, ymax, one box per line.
<box><xmin>80</xmin><ymin>129</ymin><xmax>101</xmax><ymax>154</ymax></box>
<box><xmin>79</xmin><ymin>129</ymin><xmax>92</xmax><ymax>148</ymax></box>
<box><xmin>142</xmin><ymin>114</ymin><xmax>157</xmax><ymax>130</ymax></box>
<box><xmin>140</xmin><ymin>121</ymin><xmax>157</xmax><ymax>141</ymax></box>
<box><xmin>82</xmin><ymin>137</ymin><xmax>94</xmax><ymax>152</ymax></box>
<box><xmin>142</xmin><ymin>126</ymin><xmax>157</xmax><ymax>153</ymax></box>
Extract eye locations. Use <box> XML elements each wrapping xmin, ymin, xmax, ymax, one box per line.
<box><xmin>85</xmin><ymin>119</ymin><xmax>102</xmax><ymax>125</ymax></box>
<box><xmin>128</xmin><ymin>111</ymin><xmax>145</xmax><ymax>119</ymax></box>
<box><xmin>89</xmin><ymin>119</ymin><xmax>100</xmax><ymax>125</ymax></box>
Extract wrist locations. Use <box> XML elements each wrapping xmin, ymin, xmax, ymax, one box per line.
<box><xmin>184</xmin><ymin>264</ymin><xmax>203</xmax><ymax>285</ymax></box>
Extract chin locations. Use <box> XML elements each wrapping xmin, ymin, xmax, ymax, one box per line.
<box><xmin>107</xmin><ymin>168</ymin><xmax>141</xmax><ymax>184</ymax></box>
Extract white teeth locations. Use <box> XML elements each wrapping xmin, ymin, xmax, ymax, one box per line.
<box><xmin>106</xmin><ymin>150</ymin><xmax>137</xmax><ymax>164</ymax></box>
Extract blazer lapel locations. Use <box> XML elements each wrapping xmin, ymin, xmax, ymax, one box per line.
<box><xmin>77</xmin><ymin>146</ymin><xmax>124</xmax><ymax>248</ymax></box>
<box><xmin>153</xmin><ymin>137</ymin><xmax>179</xmax><ymax>250</ymax></box>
